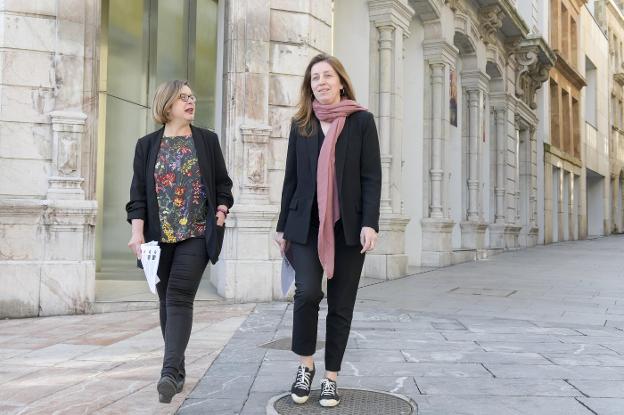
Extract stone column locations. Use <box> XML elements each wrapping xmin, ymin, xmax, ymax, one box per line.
<box><xmin>528</xmin><ymin>125</ymin><xmax>539</xmax><ymax>246</ymax></box>
<box><xmin>466</xmin><ymin>89</ymin><xmax>480</xmax><ymax>222</ymax></box>
<box><xmin>430</xmin><ymin>62</ymin><xmax>446</xmax><ymax>219</ymax></box>
<box><xmin>378</xmin><ymin>25</ymin><xmax>394</xmax><ymax>213</ymax></box>
<box><xmin>364</xmin><ymin>0</ymin><xmax>413</xmax><ymax>279</ymax></box>
<box><xmin>544</xmin><ymin>155</ymin><xmax>554</xmax><ymax>244</ymax></box>
<box><xmin>558</xmin><ymin>167</ymin><xmax>565</xmax><ymax>241</ymax></box>
<box><xmin>568</xmin><ymin>171</ymin><xmax>576</xmax><ymax>240</ymax></box>
<box><xmin>488</xmin><ymin>103</ymin><xmax>507</xmax><ymax>249</ymax></box>
<box><xmin>421</xmin><ymin>39</ymin><xmax>458</xmax><ymax>266</ymax></box>
<box><xmin>214</xmin><ymin>0</ymin><xmax>277</xmax><ymax>302</ymax></box>
<box><xmin>459</xmin><ymin>71</ymin><xmax>489</xmax><ymax>250</ymax></box>
<box><xmin>494</xmin><ymin>107</ymin><xmax>507</xmax><ymax>223</ymax></box>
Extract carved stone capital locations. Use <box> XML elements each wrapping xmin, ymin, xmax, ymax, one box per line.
<box><xmin>368</xmin><ymin>0</ymin><xmax>415</xmax><ymax>34</ymax></box>
<box><xmin>479</xmin><ymin>5</ymin><xmax>504</xmax><ymax>45</ymax></box>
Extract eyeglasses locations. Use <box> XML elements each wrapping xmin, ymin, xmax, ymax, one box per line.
<box><xmin>179</xmin><ymin>93</ymin><xmax>197</xmax><ymax>103</ymax></box>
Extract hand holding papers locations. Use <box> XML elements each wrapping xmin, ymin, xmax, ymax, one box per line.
<box><xmin>281</xmin><ymin>247</ymin><xmax>295</xmax><ymax>296</ymax></box>
<box><xmin>140</xmin><ymin>241</ymin><xmax>161</xmax><ymax>295</ymax></box>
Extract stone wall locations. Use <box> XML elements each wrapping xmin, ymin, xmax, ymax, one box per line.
<box><xmin>0</xmin><ymin>0</ymin><xmax>98</xmax><ymax>317</ymax></box>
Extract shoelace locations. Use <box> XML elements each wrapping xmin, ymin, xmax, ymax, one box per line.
<box><xmin>321</xmin><ymin>379</ymin><xmax>336</xmax><ymax>396</ymax></box>
<box><xmin>294</xmin><ymin>366</ymin><xmax>312</xmax><ymax>390</ymax></box>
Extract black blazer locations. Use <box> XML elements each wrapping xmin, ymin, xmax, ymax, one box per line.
<box><xmin>276</xmin><ymin>111</ymin><xmax>381</xmax><ymax>246</ymax></box>
<box><xmin>126</xmin><ymin>125</ymin><xmax>234</xmax><ymax>264</ymax></box>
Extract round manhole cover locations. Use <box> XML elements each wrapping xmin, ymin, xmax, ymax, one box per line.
<box><xmin>268</xmin><ymin>388</ymin><xmax>415</xmax><ymax>414</ymax></box>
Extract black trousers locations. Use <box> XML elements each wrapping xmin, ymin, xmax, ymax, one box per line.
<box><xmin>290</xmin><ymin>221</ymin><xmax>365</xmax><ymax>372</ymax></box>
<box><xmin>156</xmin><ymin>236</ymin><xmax>209</xmax><ymax>379</ymax></box>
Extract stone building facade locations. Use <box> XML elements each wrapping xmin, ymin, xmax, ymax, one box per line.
<box><xmin>2</xmin><ymin>0</ymin><xmax>613</xmax><ymax>317</ymax></box>
<box><xmin>594</xmin><ymin>0</ymin><xmax>624</xmax><ymax>233</ymax></box>
<box><xmin>334</xmin><ymin>0</ymin><xmax>554</xmax><ymax>271</ymax></box>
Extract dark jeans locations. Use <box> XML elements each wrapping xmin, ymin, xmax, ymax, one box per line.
<box><xmin>289</xmin><ymin>221</ymin><xmax>365</xmax><ymax>372</ymax></box>
<box><xmin>156</xmin><ymin>237</ymin><xmax>209</xmax><ymax>379</ymax></box>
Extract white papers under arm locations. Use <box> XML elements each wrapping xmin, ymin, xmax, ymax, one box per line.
<box><xmin>140</xmin><ymin>241</ymin><xmax>161</xmax><ymax>295</ymax></box>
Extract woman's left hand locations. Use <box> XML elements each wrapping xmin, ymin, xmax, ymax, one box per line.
<box><xmin>360</xmin><ymin>226</ymin><xmax>378</xmax><ymax>254</ymax></box>
<box><xmin>216</xmin><ymin>211</ymin><xmax>226</xmax><ymax>227</ymax></box>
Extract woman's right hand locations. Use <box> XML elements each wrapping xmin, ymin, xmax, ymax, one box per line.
<box><xmin>274</xmin><ymin>232</ymin><xmax>290</xmax><ymax>256</ymax></box>
<box><xmin>128</xmin><ymin>233</ymin><xmax>145</xmax><ymax>259</ymax></box>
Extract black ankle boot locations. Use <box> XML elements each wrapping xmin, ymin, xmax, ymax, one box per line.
<box><xmin>157</xmin><ymin>375</ymin><xmax>177</xmax><ymax>403</ymax></box>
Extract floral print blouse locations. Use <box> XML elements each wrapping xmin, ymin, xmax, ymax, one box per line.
<box><xmin>154</xmin><ymin>135</ymin><xmax>207</xmax><ymax>243</ymax></box>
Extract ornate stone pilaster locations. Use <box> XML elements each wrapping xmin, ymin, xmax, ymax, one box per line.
<box><xmin>215</xmin><ymin>0</ymin><xmax>277</xmax><ymax>302</ymax></box>
<box><xmin>430</xmin><ymin>62</ymin><xmax>446</xmax><ymax>219</ymax></box>
<box><xmin>39</xmin><ymin>110</ymin><xmax>97</xmax><ymax>316</ymax></box>
<box><xmin>460</xmin><ymin>71</ymin><xmax>489</xmax><ymax>250</ymax></box>
<box><xmin>466</xmin><ymin>88</ymin><xmax>481</xmax><ymax>222</ymax></box>
<box><xmin>48</xmin><ymin>111</ymin><xmax>88</xmax><ymax>200</ymax></box>
<box><xmin>494</xmin><ymin>105</ymin><xmax>507</xmax><ymax>224</ymax></box>
<box><xmin>421</xmin><ymin>39</ymin><xmax>458</xmax><ymax>266</ymax></box>
<box><xmin>365</xmin><ymin>0</ymin><xmax>414</xmax><ymax>279</ymax></box>
<box><xmin>239</xmin><ymin>125</ymin><xmax>272</xmax><ymax>204</ymax></box>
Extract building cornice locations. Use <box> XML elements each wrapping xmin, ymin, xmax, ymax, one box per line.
<box><xmin>473</xmin><ymin>0</ymin><xmax>530</xmax><ymax>39</ymax></box>
<box><xmin>553</xmin><ymin>51</ymin><xmax>587</xmax><ymax>89</ymax></box>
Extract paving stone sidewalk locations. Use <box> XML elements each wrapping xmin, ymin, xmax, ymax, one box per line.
<box><xmin>180</xmin><ymin>236</ymin><xmax>624</xmax><ymax>415</ymax></box>
<box><xmin>0</xmin><ymin>303</ymin><xmax>255</xmax><ymax>414</ymax></box>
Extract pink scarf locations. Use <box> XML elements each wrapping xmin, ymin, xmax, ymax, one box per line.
<box><xmin>313</xmin><ymin>99</ymin><xmax>367</xmax><ymax>279</ymax></box>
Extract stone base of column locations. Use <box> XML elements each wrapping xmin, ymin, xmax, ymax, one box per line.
<box><xmin>520</xmin><ymin>226</ymin><xmax>539</xmax><ymax>247</ymax></box>
<box><xmin>459</xmin><ymin>221</ymin><xmax>488</xmax><ymax>250</ymax></box>
<box><xmin>504</xmin><ymin>224</ymin><xmax>522</xmax><ymax>249</ymax></box>
<box><xmin>420</xmin><ymin>217</ymin><xmax>455</xmax><ymax>267</ymax></box>
<box><xmin>490</xmin><ymin>223</ymin><xmax>523</xmax><ymax>249</ymax></box>
<box><xmin>0</xmin><ymin>199</ymin><xmax>97</xmax><ymax>318</ymax></box>
<box><xmin>211</xmin><ymin>204</ymin><xmax>279</xmax><ymax>302</ymax></box>
<box><xmin>489</xmin><ymin>223</ymin><xmax>506</xmax><ymax>249</ymax></box>
<box><xmin>362</xmin><ymin>213</ymin><xmax>410</xmax><ymax>280</ymax></box>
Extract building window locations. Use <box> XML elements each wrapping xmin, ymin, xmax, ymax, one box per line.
<box><xmin>550</xmin><ymin>79</ymin><xmax>560</xmax><ymax>148</ymax></box>
<box><xmin>551</xmin><ymin>0</ymin><xmax>559</xmax><ymax>50</ymax></box>
<box><xmin>585</xmin><ymin>57</ymin><xmax>597</xmax><ymax>127</ymax></box>
<box><xmin>571</xmin><ymin>17</ymin><xmax>577</xmax><ymax>68</ymax></box>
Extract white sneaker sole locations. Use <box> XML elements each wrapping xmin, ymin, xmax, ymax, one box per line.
<box><xmin>291</xmin><ymin>393</ymin><xmax>309</xmax><ymax>404</ymax></box>
<box><xmin>320</xmin><ymin>398</ymin><xmax>339</xmax><ymax>407</ymax></box>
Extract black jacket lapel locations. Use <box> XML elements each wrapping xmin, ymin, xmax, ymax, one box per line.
<box><xmin>146</xmin><ymin>128</ymin><xmax>164</xmax><ymax>241</ymax></box>
<box><xmin>335</xmin><ymin>119</ymin><xmax>349</xmax><ymax>194</ymax></box>
<box><xmin>308</xmin><ymin>122</ymin><xmax>320</xmax><ymax>177</ymax></box>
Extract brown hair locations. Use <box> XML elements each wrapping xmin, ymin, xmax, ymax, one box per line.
<box><xmin>152</xmin><ymin>80</ymin><xmax>191</xmax><ymax>124</ymax></box>
<box><xmin>293</xmin><ymin>54</ymin><xmax>356</xmax><ymax>137</ymax></box>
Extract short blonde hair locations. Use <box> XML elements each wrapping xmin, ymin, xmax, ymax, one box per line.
<box><xmin>152</xmin><ymin>80</ymin><xmax>191</xmax><ymax>124</ymax></box>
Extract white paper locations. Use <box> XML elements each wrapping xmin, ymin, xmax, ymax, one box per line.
<box><xmin>140</xmin><ymin>241</ymin><xmax>161</xmax><ymax>295</ymax></box>
<box><xmin>280</xmin><ymin>249</ymin><xmax>295</xmax><ymax>296</ymax></box>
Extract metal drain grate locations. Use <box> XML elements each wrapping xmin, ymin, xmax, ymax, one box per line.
<box><xmin>259</xmin><ymin>337</ymin><xmax>325</xmax><ymax>351</ymax></box>
<box><xmin>269</xmin><ymin>388</ymin><xmax>415</xmax><ymax>414</ymax></box>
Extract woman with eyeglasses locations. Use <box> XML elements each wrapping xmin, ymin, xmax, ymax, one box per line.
<box><xmin>126</xmin><ymin>80</ymin><xmax>233</xmax><ymax>404</ymax></box>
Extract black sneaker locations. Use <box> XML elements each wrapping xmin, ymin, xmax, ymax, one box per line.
<box><xmin>319</xmin><ymin>378</ymin><xmax>340</xmax><ymax>407</ymax></box>
<box><xmin>157</xmin><ymin>375</ymin><xmax>177</xmax><ymax>403</ymax></box>
<box><xmin>290</xmin><ymin>364</ymin><xmax>315</xmax><ymax>404</ymax></box>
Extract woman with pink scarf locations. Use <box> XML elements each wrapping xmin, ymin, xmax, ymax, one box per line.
<box><xmin>275</xmin><ymin>54</ymin><xmax>381</xmax><ymax>408</ymax></box>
